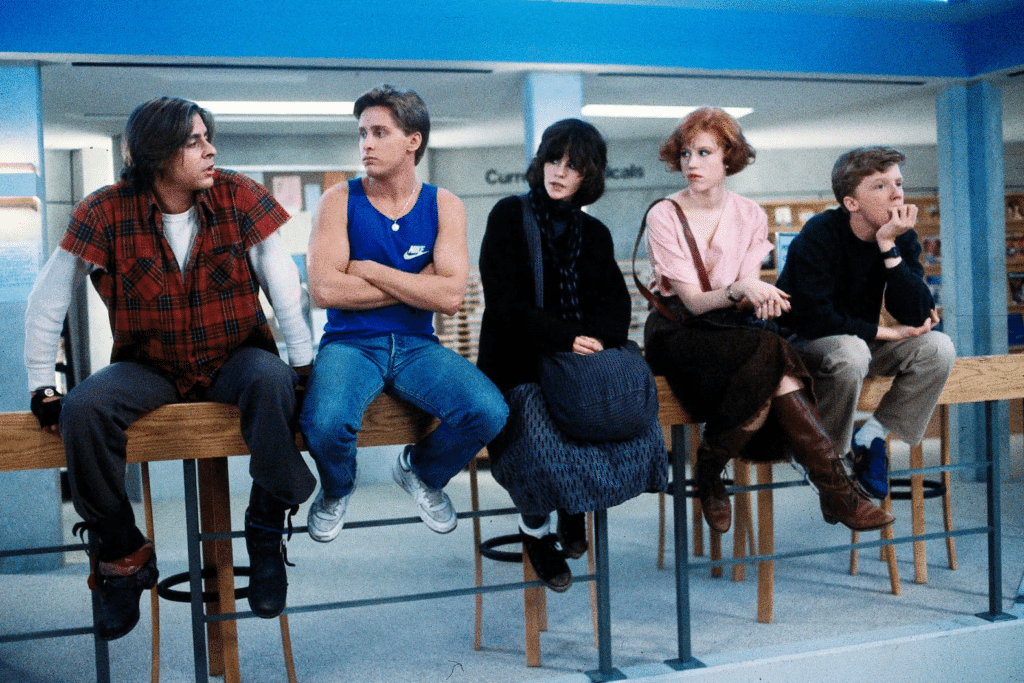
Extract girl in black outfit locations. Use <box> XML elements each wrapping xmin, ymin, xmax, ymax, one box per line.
<box><xmin>477</xmin><ymin>119</ymin><xmax>666</xmax><ymax>591</ymax></box>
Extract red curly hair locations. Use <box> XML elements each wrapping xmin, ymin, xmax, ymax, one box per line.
<box><xmin>659</xmin><ymin>107</ymin><xmax>755</xmax><ymax>176</ymax></box>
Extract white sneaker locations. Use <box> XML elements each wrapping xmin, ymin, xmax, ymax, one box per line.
<box><xmin>307</xmin><ymin>488</ymin><xmax>351</xmax><ymax>543</ymax></box>
<box><xmin>392</xmin><ymin>446</ymin><xmax>457</xmax><ymax>534</ymax></box>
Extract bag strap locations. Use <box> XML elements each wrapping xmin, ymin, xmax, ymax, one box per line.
<box><xmin>667</xmin><ymin>199</ymin><xmax>713</xmax><ymax>293</ymax></box>
<box><xmin>519</xmin><ymin>194</ymin><xmax>544</xmax><ymax>309</ymax></box>
<box><xmin>632</xmin><ymin>197</ymin><xmax>713</xmax><ymax>321</ymax></box>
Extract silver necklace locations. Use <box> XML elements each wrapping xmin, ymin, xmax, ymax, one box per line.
<box><xmin>385</xmin><ymin>183</ymin><xmax>420</xmax><ymax>232</ymax></box>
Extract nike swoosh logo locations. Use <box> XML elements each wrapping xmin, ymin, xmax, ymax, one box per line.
<box><xmin>404</xmin><ymin>246</ymin><xmax>428</xmax><ymax>260</ymax></box>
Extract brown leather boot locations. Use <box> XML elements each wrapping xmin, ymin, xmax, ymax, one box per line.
<box><xmin>695</xmin><ymin>440</ymin><xmax>733</xmax><ymax>533</ymax></box>
<box><xmin>771</xmin><ymin>391</ymin><xmax>895</xmax><ymax>532</ymax></box>
<box><xmin>696</xmin><ymin>419</ymin><xmax>762</xmax><ymax>533</ymax></box>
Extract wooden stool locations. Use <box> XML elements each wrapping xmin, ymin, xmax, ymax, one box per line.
<box><xmin>469</xmin><ymin>453</ymin><xmax>598</xmax><ymax>666</ymax></box>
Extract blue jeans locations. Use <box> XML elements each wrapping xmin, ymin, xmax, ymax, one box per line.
<box><xmin>300</xmin><ymin>334</ymin><xmax>508</xmax><ymax>498</ymax></box>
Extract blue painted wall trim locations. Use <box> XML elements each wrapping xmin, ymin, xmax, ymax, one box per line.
<box><xmin>966</xmin><ymin>3</ymin><xmax>1024</xmax><ymax>76</ymax></box>
<box><xmin>0</xmin><ymin>64</ymin><xmax>62</xmax><ymax>573</ymax></box>
<box><xmin>2</xmin><ymin>0</ymin><xmax>1018</xmax><ymax>78</ymax></box>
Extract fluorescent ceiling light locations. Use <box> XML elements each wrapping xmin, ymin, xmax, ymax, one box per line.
<box><xmin>582</xmin><ymin>104</ymin><xmax>754</xmax><ymax>119</ymax></box>
<box><xmin>196</xmin><ymin>101</ymin><xmax>354</xmax><ymax>116</ymax></box>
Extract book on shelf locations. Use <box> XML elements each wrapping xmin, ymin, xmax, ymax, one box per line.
<box><xmin>926</xmin><ymin>274</ymin><xmax>942</xmax><ymax>307</ymax></box>
<box><xmin>1009</xmin><ymin>314</ymin><xmax>1024</xmax><ymax>346</ymax></box>
<box><xmin>921</xmin><ymin>235</ymin><xmax>941</xmax><ymax>264</ymax></box>
<box><xmin>1010</xmin><ymin>273</ymin><xmax>1024</xmax><ymax>305</ymax></box>
<box><xmin>1007</xmin><ymin>237</ymin><xmax>1024</xmax><ymax>260</ymax></box>
<box><xmin>774</xmin><ymin>231</ymin><xmax>798</xmax><ymax>274</ymax></box>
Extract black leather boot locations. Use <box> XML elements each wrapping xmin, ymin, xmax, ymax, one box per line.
<box><xmin>75</xmin><ymin>511</ymin><xmax>158</xmax><ymax>641</ymax></box>
<box><xmin>556</xmin><ymin>511</ymin><xmax>588</xmax><ymax>559</ymax></box>
<box><xmin>245</xmin><ymin>483</ymin><xmax>298</xmax><ymax>618</ymax></box>
<box><xmin>771</xmin><ymin>391</ymin><xmax>895</xmax><ymax>531</ymax></box>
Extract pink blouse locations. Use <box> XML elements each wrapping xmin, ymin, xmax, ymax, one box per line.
<box><xmin>646</xmin><ymin>190</ymin><xmax>771</xmax><ymax>296</ymax></box>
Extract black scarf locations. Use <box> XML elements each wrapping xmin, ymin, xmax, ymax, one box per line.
<box><xmin>528</xmin><ymin>187</ymin><xmax>584</xmax><ymax>321</ymax></box>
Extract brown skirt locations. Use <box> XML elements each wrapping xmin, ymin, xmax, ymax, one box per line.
<box><xmin>644</xmin><ymin>304</ymin><xmax>812</xmax><ymax>462</ymax></box>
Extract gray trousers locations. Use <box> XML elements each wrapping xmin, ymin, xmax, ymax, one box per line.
<box><xmin>795</xmin><ymin>331</ymin><xmax>955</xmax><ymax>457</ymax></box>
<box><xmin>61</xmin><ymin>347</ymin><xmax>316</xmax><ymax>536</ymax></box>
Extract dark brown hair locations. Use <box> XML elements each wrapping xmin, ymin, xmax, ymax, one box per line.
<box><xmin>353</xmin><ymin>84</ymin><xmax>430</xmax><ymax>165</ymax></box>
<box><xmin>658</xmin><ymin>107</ymin><xmax>755</xmax><ymax>176</ymax></box>
<box><xmin>121</xmin><ymin>97</ymin><xmax>214</xmax><ymax>193</ymax></box>
<box><xmin>524</xmin><ymin>118</ymin><xmax>607</xmax><ymax>207</ymax></box>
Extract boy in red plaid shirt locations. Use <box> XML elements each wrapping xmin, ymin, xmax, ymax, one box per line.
<box><xmin>25</xmin><ymin>97</ymin><xmax>316</xmax><ymax>639</ymax></box>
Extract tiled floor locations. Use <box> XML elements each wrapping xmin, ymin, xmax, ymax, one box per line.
<box><xmin>2</xmin><ymin>438</ymin><xmax>1022</xmax><ymax>683</ymax></box>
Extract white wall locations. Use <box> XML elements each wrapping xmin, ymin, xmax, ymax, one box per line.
<box><xmin>429</xmin><ymin>141</ymin><xmax>951</xmax><ymax>264</ymax></box>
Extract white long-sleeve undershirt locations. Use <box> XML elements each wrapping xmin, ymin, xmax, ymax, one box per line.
<box><xmin>24</xmin><ymin>231</ymin><xmax>312</xmax><ymax>392</ymax></box>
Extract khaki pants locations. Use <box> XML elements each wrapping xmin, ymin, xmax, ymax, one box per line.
<box><xmin>795</xmin><ymin>331</ymin><xmax>955</xmax><ymax>457</ymax></box>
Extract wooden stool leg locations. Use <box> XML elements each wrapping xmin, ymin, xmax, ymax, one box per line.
<box><xmin>538</xmin><ymin>578</ymin><xmax>548</xmax><ymax>633</ymax></box>
<box><xmin>756</xmin><ymin>463</ymin><xmax>774</xmax><ymax>624</ymax></box>
<box><xmin>882</xmin><ymin>495</ymin><xmax>901</xmax><ymax>595</ymax></box>
<box><xmin>587</xmin><ymin>511</ymin><xmax>598</xmax><ymax>648</ymax></box>
<box><xmin>732</xmin><ymin>461</ymin><xmax>750</xmax><ymax>582</ymax></box>
<box><xmin>710</xmin><ymin>529</ymin><xmax>723</xmax><ymax>579</ymax></box>
<box><xmin>469</xmin><ymin>456</ymin><xmax>484</xmax><ymax>650</ymax></box>
<box><xmin>279</xmin><ymin>614</ymin><xmax>298</xmax><ymax>683</ymax></box>
<box><xmin>849</xmin><ymin>530</ymin><xmax>859</xmax><ymax>575</ymax></box>
<box><xmin>909</xmin><ymin>443</ymin><xmax>928</xmax><ymax>584</ymax></box>
<box><xmin>851</xmin><ymin>495</ymin><xmax>901</xmax><ymax>594</ymax></box>
<box><xmin>140</xmin><ymin>463</ymin><xmax>160</xmax><ymax>683</ymax></box>
<box><xmin>940</xmin><ymin>406</ymin><xmax>958</xmax><ymax>570</ymax></box>
<box><xmin>659</xmin><ymin>491</ymin><xmax>667</xmax><ymax>573</ymax></box>
<box><xmin>197</xmin><ymin>458</ymin><xmax>240</xmax><ymax>683</ymax></box>
<box><xmin>523</xmin><ymin>554</ymin><xmax>543</xmax><ymax>667</ymax></box>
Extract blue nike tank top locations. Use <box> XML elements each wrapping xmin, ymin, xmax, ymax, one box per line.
<box><xmin>320</xmin><ymin>179</ymin><xmax>439</xmax><ymax>347</ymax></box>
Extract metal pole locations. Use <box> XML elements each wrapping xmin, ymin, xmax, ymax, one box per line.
<box><xmin>183</xmin><ymin>459</ymin><xmax>211</xmax><ymax>680</ymax></box>
<box><xmin>978</xmin><ymin>400</ymin><xmax>1014</xmax><ymax>622</ymax></box>
<box><xmin>666</xmin><ymin>424</ymin><xmax>704</xmax><ymax>670</ymax></box>
<box><xmin>588</xmin><ymin>508</ymin><xmax>626</xmax><ymax>681</ymax></box>
<box><xmin>88</xmin><ymin>531</ymin><xmax>111</xmax><ymax>683</ymax></box>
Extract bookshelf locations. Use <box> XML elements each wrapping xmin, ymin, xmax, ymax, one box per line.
<box><xmin>1004</xmin><ymin>192</ymin><xmax>1024</xmax><ymax>348</ymax></box>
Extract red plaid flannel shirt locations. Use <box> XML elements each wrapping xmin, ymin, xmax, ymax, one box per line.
<box><xmin>60</xmin><ymin>169</ymin><xmax>288</xmax><ymax>396</ymax></box>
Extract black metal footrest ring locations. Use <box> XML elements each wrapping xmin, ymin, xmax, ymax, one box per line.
<box><xmin>156</xmin><ymin>566</ymin><xmax>251</xmax><ymax>603</ymax></box>
<box><xmin>887</xmin><ymin>477</ymin><xmax>946</xmax><ymax>501</ymax></box>
<box><xmin>479</xmin><ymin>534</ymin><xmax>524</xmax><ymax>563</ymax></box>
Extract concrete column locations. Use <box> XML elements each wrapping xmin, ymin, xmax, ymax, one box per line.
<box><xmin>0</xmin><ymin>63</ymin><xmax>62</xmax><ymax>571</ymax></box>
<box><xmin>522</xmin><ymin>72</ymin><xmax>584</xmax><ymax>166</ymax></box>
<box><xmin>936</xmin><ymin>80</ymin><xmax>1009</xmax><ymax>481</ymax></box>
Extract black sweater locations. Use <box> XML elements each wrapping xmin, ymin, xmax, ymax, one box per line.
<box><xmin>776</xmin><ymin>208</ymin><xmax>935</xmax><ymax>342</ymax></box>
<box><xmin>476</xmin><ymin>195</ymin><xmax>632</xmax><ymax>393</ymax></box>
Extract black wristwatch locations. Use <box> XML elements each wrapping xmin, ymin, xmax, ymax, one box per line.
<box><xmin>880</xmin><ymin>245</ymin><xmax>900</xmax><ymax>260</ymax></box>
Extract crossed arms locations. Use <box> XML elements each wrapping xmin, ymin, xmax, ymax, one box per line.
<box><xmin>306</xmin><ymin>182</ymin><xmax>469</xmax><ymax>317</ymax></box>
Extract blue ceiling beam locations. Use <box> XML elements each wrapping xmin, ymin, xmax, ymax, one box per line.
<box><xmin>1</xmin><ymin>0</ymin><xmax>1020</xmax><ymax>79</ymax></box>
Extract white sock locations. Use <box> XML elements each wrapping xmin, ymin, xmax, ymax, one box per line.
<box><xmin>518</xmin><ymin>514</ymin><xmax>551</xmax><ymax>538</ymax></box>
<box><xmin>855</xmin><ymin>416</ymin><xmax>888</xmax><ymax>446</ymax></box>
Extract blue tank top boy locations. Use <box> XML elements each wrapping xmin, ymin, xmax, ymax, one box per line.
<box><xmin>320</xmin><ymin>179</ymin><xmax>439</xmax><ymax>347</ymax></box>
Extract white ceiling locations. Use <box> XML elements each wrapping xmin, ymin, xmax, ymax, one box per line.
<box><xmin>33</xmin><ymin>0</ymin><xmax>1024</xmax><ymax>154</ymax></box>
<box><xmin>39</xmin><ymin>59</ymin><xmax>1024</xmax><ymax>154</ymax></box>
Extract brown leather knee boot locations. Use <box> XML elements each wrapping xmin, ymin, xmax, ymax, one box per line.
<box><xmin>771</xmin><ymin>391</ymin><xmax>895</xmax><ymax>531</ymax></box>
<box><xmin>696</xmin><ymin>426</ymin><xmax>758</xmax><ymax>533</ymax></box>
